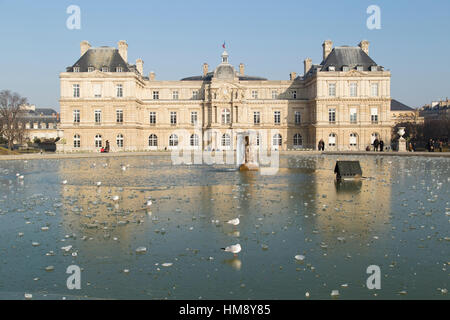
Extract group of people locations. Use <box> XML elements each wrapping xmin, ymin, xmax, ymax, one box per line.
<box><xmin>372</xmin><ymin>138</ymin><xmax>385</xmax><ymax>152</ymax></box>
<box><xmin>426</xmin><ymin>139</ymin><xmax>444</xmax><ymax>152</ymax></box>
<box><xmin>100</xmin><ymin>140</ymin><xmax>110</xmax><ymax>153</ymax></box>
<box><xmin>317</xmin><ymin>139</ymin><xmax>325</xmax><ymax>151</ymax></box>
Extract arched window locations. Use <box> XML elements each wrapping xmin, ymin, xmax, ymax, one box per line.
<box><xmin>116</xmin><ymin>134</ymin><xmax>124</xmax><ymax>148</ymax></box>
<box><xmin>190</xmin><ymin>134</ymin><xmax>199</xmax><ymax>146</ymax></box>
<box><xmin>73</xmin><ymin>134</ymin><xmax>80</xmax><ymax>148</ymax></box>
<box><xmin>328</xmin><ymin>133</ymin><xmax>336</xmax><ymax>146</ymax></box>
<box><xmin>221</xmin><ymin>108</ymin><xmax>231</xmax><ymax>124</ymax></box>
<box><xmin>95</xmin><ymin>134</ymin><xmax>102</xmax><ymax>148</ymax></box>
<box><xmin>222</xmin><ymin>133</ymin><xmax>231</xmax><ymax>146</ymax></box>
<box><xmin>350</xmin><ymin>133</ymin><xmax>358</xmax><ymax>146</ymax></box>
<box><xmin>169</xmin><ymin>134</ymin><xmax>178</xmax><ymax>146</ymax></box>
<box><xmin>293</xmin><ymin>133</ymin><xmax>303</xmax><ymax>147</ymax></box>
<box><xmin>149</xmin><ymin>134</ymin><xmax>157</xmax><ymax>147</ymax></box>
<box><xmin>273</xmin><ymin>134</ymin><xmax>282</xmax><ymax>146</ymax></box>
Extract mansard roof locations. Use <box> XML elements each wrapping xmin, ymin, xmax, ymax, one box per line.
<box><xmin>68</xmin><ymin>47</ymin><xmax>131</xmax><ymax>72</ymax></box>
<box><xmin>320</xmin><ymin>46</ymin><xmax>381</xmax><ymax>71</ymax></box>
<box><xmin>391</xmin><ymin>99</ymin><xmax>414</xmax><ymax>111</ymax></box>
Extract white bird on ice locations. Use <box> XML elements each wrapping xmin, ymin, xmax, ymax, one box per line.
<box><xmin>62</xmin><ymin>180</ymin><xmax>67</xmax><ymax>185</ymax></box>
<box><xmin>146</xmin><ymin>200</ymin><xmax>152</xmax><ymax>206</ymax></box>
<box><xmin>113</xmin><ymin>195</ymin><xmax>120</xmax><ymax>201</ymax></box>
<box><xmin>121</xmin><ymin>165</ymin><xmax>127</xmax><ymax>171</ymax></box>
<box><xmin>96</xmin><ymin>181</ymin><xmax>102</xmax><ymax>186</ymax></box>
<box><xmin>226</xmin><ymin>218</ymin><xmax>240</xmax><ymax>226</ymax></box>
<box><xmin>222</xmin><ymin>243</ymin><xmax>241</xmax><ymax>256</ymax></box>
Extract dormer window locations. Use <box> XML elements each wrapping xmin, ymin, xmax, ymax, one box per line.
<box><xmin>116</xmin><ymin>66</ymin><xmax>123</xmax><ymax>72</ymax></box>
<box><xmin>101</xmin><ymin>66</ymin><xmax>109</xmax><ymax>72</ymax></box>
<box><xmin>356</xmin><ymin>65</ymin><xmax>363</xmax><ymax>71</ymax></box>
<box><xmin>328</xmin><ymin>66</ymin><xmax>335</xmax><ymax>71</ymax></box>
<box><xmin>88</xmin><ymin>66</ymin><xmax>94</xmax><ymax>72</ymax></box>
<box><xmin>342</xmin><ymin>66</ymin><xmax>350</xmax><ymax>72</ymax></box>
<box><xmin>370</xmin><ymin>65</ymin><xmax>378</xmax><ymax>72</ymax></box>
<box><xmin>73</xmin><ymin>67</ymin><xmax>80</xmax><ymax>72</ymax></box>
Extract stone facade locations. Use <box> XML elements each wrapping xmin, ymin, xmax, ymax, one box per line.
<box><xmin>59</xmin><ymin>40</ymin><xmax>393</xmax><ymax>152</ymax></box>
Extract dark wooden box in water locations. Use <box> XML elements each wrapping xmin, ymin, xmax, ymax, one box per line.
<box><xmin>334</xmin><ymin>161</ymin><xmax>362</xmax><ymax>180</ymax></box>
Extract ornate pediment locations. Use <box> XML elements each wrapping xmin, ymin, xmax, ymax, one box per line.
<box><xmin>345</xmin><ymin>69</ymin><xmax>366</xmax><ymax>77</ymax></box>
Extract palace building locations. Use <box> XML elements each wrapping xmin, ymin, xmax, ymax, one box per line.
<box><xmin>59</xmin><ymin>40</ymin><xmax>392</xmax><ymax>152</ymax></box>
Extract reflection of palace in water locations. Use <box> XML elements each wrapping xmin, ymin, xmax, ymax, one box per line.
<box><xmin>58</xmin><ymin>156</ymin><xmax>392</xmax><ymax>253</ymax></box>
<box><xmin>311</xmin><ymin>157</ymin><xmax>392</xmax><ymax>242</ymax></box>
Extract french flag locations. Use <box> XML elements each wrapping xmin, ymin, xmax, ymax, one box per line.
<box><xmin>222</xmin><ymin>41</ymin><xmax>226</xmax><ymax>49</ymax></box>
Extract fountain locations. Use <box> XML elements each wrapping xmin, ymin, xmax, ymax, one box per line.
<box><xmin>237</xmin><ymin>132</ymin><xmax>259</xmax><ymax>171</ymax></box>
<box><xmin>398</xmin><ymin>127</ymin><xmax>406</xmax><ymax>152</ymax></box>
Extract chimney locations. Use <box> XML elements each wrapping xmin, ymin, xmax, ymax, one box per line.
<box><xmin>290</xmin><ymin>72</ymin><xmax>297</xmax><ymax>80</ymax></box>
<box><xmin>118</xmin><ymin>40</ymin><xmax>128</xmax><ymax>63</ymax></box>
<box><xmin>136</xmin><ymin>59</ymin><xmax>144</xmax><ymax>75</ymax></box>
<box><xmin>239</xmin><ymin>63</ymin><xmax>245</xmax><ymax>76</ymax></box>
<box><xmin>149</xmin><ymin>71</ymin><xmax>155</xmax><ymax>81</ymax></box>
<box><xmin>304</xmin><ymin>58</ymin><xmax>312</xmax><ymax>75</ymax></box>
<box><xmin>358</xmin><ymin>40</ymin><xmax>370</xmax><ymax>55</ymax></box>
<box><xmin>203</xmin><ymin>63</ymin><xmax>209</xmax><ymax>77</ymax></box>
<box><xmin>80</xmin><ymin>40</ymin><xmax>91</xmax><ymax>56</ymax></box>
<box><xmin>322</xmin><ymin>40</ymin><xmax>333</xmax><ymax>61</ymax></box>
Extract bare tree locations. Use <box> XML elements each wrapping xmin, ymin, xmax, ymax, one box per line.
<box><xmin>0</xmin><ymin>90</ymin><xmax>27</xmax><ymax>150</ymax></box>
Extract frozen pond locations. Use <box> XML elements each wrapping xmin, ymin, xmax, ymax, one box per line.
<box><xmin>0</xmin><ymin>155</ymin><xmax>448</xmax><ymax>299</ymax></box>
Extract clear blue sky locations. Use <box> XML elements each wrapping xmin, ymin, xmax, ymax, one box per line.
<box><xmin>0</xmin><ymin>0</ymin><xmax>449</xmax><ymax>110</ymax></box>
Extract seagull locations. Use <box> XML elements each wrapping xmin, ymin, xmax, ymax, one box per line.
<box><xmin>146</xmin><ymin>200</ymin><xmax>152</xmax><ymax>206</ymax></box>
<box><xmin>222</xmin><ymin>243</ymin><xmax>241</xmax><ymax>257</ymax></box>
<box><xmin>96</xmin><ymin>181</ymin><xmax>102</xmax><ymax>187</ymax></box>
<box><xmin>112</xmin><ymin>195</ymin><xmax>120</xmax><ymax>201</ymax></box>
<box><xmin>121</xmin><ymin>166</ymin><xmax>127</xmax><ymax>171</ymax></box>
<box><xmin>62</xmin><ymin>180</ymin><xmax>68</xmax><ymax>185</ymax></box>
<box><xmin>226</xmin><ymin>218</ymin><xmax>240</xmax><ymax>226</ymax></box>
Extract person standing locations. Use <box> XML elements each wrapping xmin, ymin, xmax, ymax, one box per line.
<box><xmin>438</xmin><ymin>140</ymin><xmax>443</xmax><ymax>152</ymax></box>
<box><xmin>379</xmin><ymin>139</ymin><xmax>384</xmax><ymax>152</ymax></box>
<box><xmin>373</xmin><ymin>138</ymin><xmax>379</xmax><ymax>151</ymax></box>
<box><xmin>318</xmin><ymin>139</ymin><xmax>325</xmax><ymax>151</ymax></box>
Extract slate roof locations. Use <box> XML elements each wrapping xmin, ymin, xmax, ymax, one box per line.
<box><xmin>320</xmin><ymin>46</ymin><xmax>381</xmax><ymax>72</ymax></box>
<box><xmin>181</xmin><ymin>73</ymin><xmax>267</xmax><ymax>81</ymax></box>
<box><xmin>67</xmin><ymin>47</ymin><xmax>131</xmax><ymax>72</ymax></box>
<box><xmin>391</xmin><ymin>99</ymin><xmax>414</xmax><ymax>111</ymax></box>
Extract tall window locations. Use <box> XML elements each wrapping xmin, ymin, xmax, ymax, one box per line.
<box><xmin>350</xmin><ymin>133</ymin><xmax>357</xmax><ymax>146</ymax></box>
<box><xmin>191</xmin><ymin>111</ymin><xmax>198</xmax><ymax>125</ymax></box>
<box><xmin>292</xmin><ymin>91</ymin><xmax>297</xmax><ymax>99</ymax></box>
<box><xmin>94</xmin><ymin>110</ymin><xmax>102</xmax><ymax>123</ymax></box>
<box><xmin>371</xmin><ymin>108</ymin><xmax>378</xmax><ymax>123</ymax></box>
<box><xmin>116</xmin><ymin>134</ymin><xmax>124</xmax><ymax>148</ymax></box>
<box><xmin>73</xmin><ymin>84</ymin><xmax>80</xmax><ymax>98</ymax></box>
<box><xmin>371</xmin><ymin>83</ymin><xmax>379</xmax><ymax>97</ymax></box>
<box><xmin>221</xmin><ymin>133</ymin><xmax>231</xmax><ymax>147</ymax></box>
<box><xmin>192</xmin><ymin>90</ymin><xmax>199</xmax><ymax>100</ymax></box>
<box><xmin>116</xmin><ymin>109</ymin><xmax>123</xmax><ymax>123</ymax></box>
<box><xmin>293</xmin><ymin>134</ymin><xmax>303</xmax><ymax>147</ymax></box>
<box><xmin>328</xmin><ymin>133</ymin><xmax>336</xmax><ymax>146</ymax></box>
<box><xmin>274</xmin><ymin>111</ymin><xmax>281</xmax><ymax>124</ymax></box>
<box><xmin>73</xmin><ymin>67</ymin><xmax>80</xmax><ymax>72</ymax></box>
<box><xmin>149</xmin><ymin>111</ymin><xmax>156</xmax><ymax>124</ymax></box>
<box><xmin>169</xmin><ymin>134</ymin><xmax>178</xmax><ymax>146</ymax></box>
<box><xmin>350</xmin><ymin>108</ymin><xmax>357</xmax><ymax>123</ymax></box>
<box><xmin>73</xmin><ymin>110</ymin><xmax>80</xmax><ymax>123</ymax></box>
<box><xmin>221</xmin><ymin>109</ymin><xmax>231</xmax><ymax>124</ymax></box>
<box><xmin>295</xmin><ymin>111</ymin><xmax>301</xmax><ymax>125</ymax></box>
<box><xmin>88</xmin><ymin>67</ymin><xmax>94</xmax><ymax>72</ymax></box>
<box><xmin>153</xmin><ymin>91</ymin><xmax>159</xmax><ymax>100</ymax></box>
<box><xmin>253</xmin><ymin>111</ymin><xmax>260</xmax><ymax>125</ymax></box>
<box><xmin>190</xmin><ymin>134</ymin><xmax>199</xmax><ymax>146</ymax></box>
<box><xmin>328</xmin><ymin>83</ymin><xmax>336</xmax><ymax>97</ymax></box>
<box><xmin>350</xmin><ymin>83</ymin><xmax>358</xmax><ymax>97</ymax></box>
<box><xmin>102</xmin><ymin>66</ymin><xmax>109</xmax><ymax>72</ymax></box>
<box><xmin>95</xmin><ymin>134</ymin><xmax>102</xmax><ymax>148</ymax></box>
<box><xmin>149</xmin><ymin>134</ymin><xmax>157</xmax><ymax>147</ymax></box>
<box><xmin>273</xmin><ymin>134</ymin><xmax>282</xmax><ymax>146</ymax></box>
<box><xmin>73</xmin><ymin>134</ymin><xmax>80</xmax><ymax>148</ymax></box>
<box><xmin>170</xmin><ymin>111</ymin><xmax>177</xmax><ymax>125</ymax></box>
<box><xmin>93</xmin><ymin>84</ymin><xmax>102</xmax><ymax>98</ymax></box>
<box><xmin>172</xmin><ymin>91</ymin><xmax>179</xmax><ymax>100</ymax></box>
<box><xmin>116</xmin><ymin>66</ymin><xmax>123</xmax><ymax>72</ymax></box>
<box><xmin>252</xmin><ymin>90</ymin><xmax>258</xmax><ymax>99</ymax></box>
<box><xmin>116</xmin><ymin>84</ymin><xmax>123</xmax><ymax>97</ymax></box>
<box><xmin>328</xmin><ymin>108</ymin><xmax>336</xmax><ymax>123</ymax></box>
<box><xmin>272</xmin><ymin>90</ymin><xmax>278</xmax><ymax>99</ymax></box>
